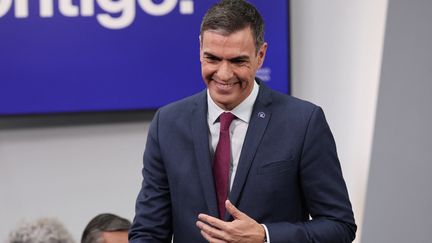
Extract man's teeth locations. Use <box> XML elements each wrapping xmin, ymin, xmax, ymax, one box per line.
<box><xmin>216</xmin><ymin>82</ymin><xmax>234</xmax><ymax>87</ymax></box>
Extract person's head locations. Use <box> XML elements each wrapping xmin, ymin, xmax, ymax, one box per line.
<box><xmin>81</xmin><ymin>213</ymin><xmax>131</xmax><ymax>243</ymax></box>
<box><xmin>8</xmin><ymin>218</ymin><xmax>75</xmax><ymax>243</ymax></box>
<box><xmin>200</xmin><ymin>0</ymin><xmax>267</xmax><ymax>110</ymax></box>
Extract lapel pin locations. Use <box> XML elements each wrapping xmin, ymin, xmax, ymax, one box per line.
<box><xmin>258</xmin><ymin>112</ymin><xmax>265</xmax><ymax>119</ymax></box>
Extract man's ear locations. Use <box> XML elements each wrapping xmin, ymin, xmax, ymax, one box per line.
<box><xmin>257</xmin><ymin>42</ymin><xmax>268</xmax><ymax>68</ymax></box>
<box><xmin>199</xmin><ymin>35</ymin><xmax>202</xmax><ymax>49</ymax></box>
<box><xmin>199</xmin><ymin>34</ymin><xmax>204</xmax><ymax>61</ymax></box>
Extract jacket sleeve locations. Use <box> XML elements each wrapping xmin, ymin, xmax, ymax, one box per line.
<box><xmin>129</xmin><ymin>110</ymin><xmax>173</xmax><ymax>243</ymax></box>
<box><xmin>266</xmin><ymin>106</ymin><xmax>357</xmax><ymax>243</ymax></box>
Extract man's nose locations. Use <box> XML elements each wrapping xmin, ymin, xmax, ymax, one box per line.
<box><xmin>216</xmin><ymin>61</ymin><xmax>234</xmax><ymax>81</ymax></box>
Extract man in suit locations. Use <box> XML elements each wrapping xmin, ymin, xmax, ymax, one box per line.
<box><xmin>129</xmin><ymin>0</ymin><xmax>356</xmax><ymax>242</ymax></box>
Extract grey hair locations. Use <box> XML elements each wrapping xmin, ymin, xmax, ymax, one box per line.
<box><xmin>81</xmin><ymin>213</ymin><xmax>131</xmax><ymax>243</ymax></box>
<box><xmin>8</xmin><ymin>218</ymin><xmax>75</xmax><ymax>243</ymax></box>
<box><xmin>200</xmin><ymin>0</ymin><xmax>265</xmax><ymax>52</ymax></box>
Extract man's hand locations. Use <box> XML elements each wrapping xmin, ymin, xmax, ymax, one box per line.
<box><xmin>196</xmin><ymin>200</ymin><xmax>266</xmax><ymax>243</ymax></box>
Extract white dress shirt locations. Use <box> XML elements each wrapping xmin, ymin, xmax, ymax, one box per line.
<box><xmin>207</xmin><ymin>81</ymin><xmax>271</xmax><ymax>242</ymax></box>
<box><xmin>207</xmin><ymin>81</ymin><xmax>259</xmax><ymax>189</ymax></box>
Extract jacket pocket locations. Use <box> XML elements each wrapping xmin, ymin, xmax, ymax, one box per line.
<box><xmin>257</xmin><ymin>158</ymin><xmax>295</xmax><ymax>175</ymax></box>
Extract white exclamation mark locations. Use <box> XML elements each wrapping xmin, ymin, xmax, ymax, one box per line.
<box><xmin>179</xmin><ymin>0</ymin><xmax>194</xmax><ymax>14</ymax></box>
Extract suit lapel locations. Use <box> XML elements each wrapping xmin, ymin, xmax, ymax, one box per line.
<box><xmin>190</xmin><ymin>91</ymin><xmax>219</xmax><ymax>218</ymax></box>
<box><xmin>227</xmin><ymin>83</ymin><xmax>272</xmax><ymax>220</ymax></box>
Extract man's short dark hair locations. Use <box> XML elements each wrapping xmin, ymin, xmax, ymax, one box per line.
<box><xmin>200</xmin><ymin>0</ymin><xmax>265</xmax><ymax>52</ymax></box>
<box><xmin>81</xmin><ymin>213</ymin><xmax>131</xmax><ymax>243</ymax></box>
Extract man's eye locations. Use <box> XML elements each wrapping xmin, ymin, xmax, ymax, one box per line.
<box><xmin>204</xmin><ymin>55</ymin><xmax>220</xmax><ymax>62</ymax></box>
<box><xmin>231</xmin><ymin>59</ymin><xmax>247</xmax><ymax>65</ymax></box>
<box><xmin>205</xmin><ymin>56</ymin><xmax>219</xmax><ymax>62</ymax></box>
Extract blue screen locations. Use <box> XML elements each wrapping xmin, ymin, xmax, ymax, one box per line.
<box><xmin>0</xmin><ymin>0</ymin><xmax>289</xmax><ymax>115</ymax></box>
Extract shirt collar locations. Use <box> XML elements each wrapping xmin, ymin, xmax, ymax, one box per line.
<box><xmin>207</xmin><ymin>80</ymin><xmax>259</xmax><ymax>124</ymax></box>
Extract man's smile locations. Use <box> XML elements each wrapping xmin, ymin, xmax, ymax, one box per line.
<box><xmin>212</xmin><ymin>79</ymin><xmax>241</xmax><ymax>91</ymax></box>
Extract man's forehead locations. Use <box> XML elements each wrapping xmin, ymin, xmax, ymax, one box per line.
<box><xmin>201</xmin><ymin>29</ymin><xmax>255</xmax><ymax>55</ymax></box>
<box><xmin>102</xmin><ymin>231</ymin><xmax>128</xmax><ymax>243</ymax></box>
<box><xmin>201</xmin><ymin>46</ymin><xmax>251</xmax><ymax>60</ymax></box>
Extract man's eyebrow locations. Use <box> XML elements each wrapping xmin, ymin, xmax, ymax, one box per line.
<box><xmin>203</xmin><ymin>52</ymin><xmax>221</xmax><ymax>60</ymax></box>
<box><xmin>203</xmin><ymin>52</ymin><xmax>250</xmax><ymax>62</ymax></box>
<box><xmin>228</xmin><ymin>55</ymin><xmax>250</xmax><ymax>62</ymax></box>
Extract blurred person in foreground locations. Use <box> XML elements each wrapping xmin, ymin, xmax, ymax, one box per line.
<box><xmin>81</xmin><ymin>213</ymin><xmax>131</xmax><ymax>243</ymax></box>
<box><xmin>129</xmin><ymin>0</ymin><xmax>356</xmax><ymax>242</ymax></box>
<box><xmin>8</xmin><ymin>218</ymin><xmax>75</xmax><ymax>243</ymax></box>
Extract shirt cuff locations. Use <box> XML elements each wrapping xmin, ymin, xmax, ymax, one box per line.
<box><xmin>261</xmin><ymin>224</ymin><xmax>270</xmax><ymax>243</ymax></box>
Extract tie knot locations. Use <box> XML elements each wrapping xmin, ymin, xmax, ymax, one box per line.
<box><xmin>219</xmin><ymin>112</ymin><xmax>235</xmax><ymax>131</ymax></box>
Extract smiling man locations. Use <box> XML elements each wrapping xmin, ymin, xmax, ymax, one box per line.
<box><xmin>200</xmin><ymin>26</ymin><xmax>267</xmax><ymax>111</ymax></box>
<box><xmin>129</xmin><ymin>1</ymin><xmax>356</xmax><ymax>242</ymax></box>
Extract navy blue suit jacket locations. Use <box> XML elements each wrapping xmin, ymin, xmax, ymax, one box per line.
<box><xmin>129</xmin><ymin>82</ymin><xmax>356</xmax><ymax>243</ymax></box>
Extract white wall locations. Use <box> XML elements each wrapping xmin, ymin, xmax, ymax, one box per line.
<box><xmin>362</xmin><ymin>0</ymin><xmax>432</xmax><ymax>241</ymax></box>
<box><xmin>290</xmin><ymin>1</ymin><xmax>388</xmax><ymax>242</ymax></box>
<box><xmin>0</xmin><ymin>121</ymin><xmax>148</xmax><ymax>241</ymax></box>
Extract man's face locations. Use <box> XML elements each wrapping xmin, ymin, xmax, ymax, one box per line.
<box><xmin>200</xmin><ymin>27</ymin><xmax>267</xmax><ymax>110</ymax></box>
<box><xmin>101</xmin><ymin>231</ymin><xmax>128</xmax><ymax>243</ymax></box>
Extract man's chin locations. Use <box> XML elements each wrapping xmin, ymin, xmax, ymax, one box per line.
<box><xmin>209</xmin><ymin>93</ymin><xmax>236</xmax><ymax>109</ymax></box>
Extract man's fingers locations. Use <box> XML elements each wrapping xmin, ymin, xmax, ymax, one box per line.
<box><xmin>198</xmin><ymin>213</ymin><xmax>228</xmax><ymax>230</ymax></box>
<box><xmin>196</xmin><ymin>220</ymin><xmax>228</xmax><ymax>242</ymax></box>
<box><xmin>225</xmin><ymin>200</ymin><xmax>246</xmax><ymax>220</ymax></box>
<box><xmin>197</xmin><ymin>208</ymin><xmax>263</xmax><ymax>243</ymax></box>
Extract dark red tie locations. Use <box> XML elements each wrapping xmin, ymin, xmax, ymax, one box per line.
<box><xmin>213</xmin><ymin>112</ymin><xmax>235</xmax><ymax>219</ymax></box>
